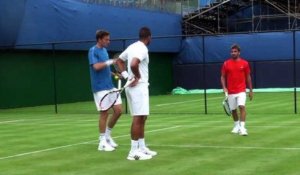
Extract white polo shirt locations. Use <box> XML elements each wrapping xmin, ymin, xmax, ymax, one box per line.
<box><xmin>119</xmin><ymin>40</ymin><xmax>150</xmax><ymax>116</ymax></box>
<box><xmin>119</xmin><ymin>41</ymin><xmax>149</xmax><ymax>84</ymax></box>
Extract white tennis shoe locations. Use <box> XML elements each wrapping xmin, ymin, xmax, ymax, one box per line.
<box><xmin>98</xmin><ymin>140</ymin><xmax>115</xmax><ymax>152</ymax></box>
<box><xmin>127</xmin><ymin>150</ymin><xmax>152</xmax><ymax>160</ymax></box>
<box><xmin>140</xmin><ymin>147</ymin><xmax>157</xmax><ymax>156</ymax></box>
<box><xmin>231</xmin><ymin>126</ymin><xmax>240</xmax><ymax>134</ymax></box>
<box><xmin>239</xmin><ymin>128</ymin><xmax>248</xmax><ymax>136</ymax></box>
<box><xmin>106</xmin><ymin>137</ymin><xmax>118</xmax><ymax>148</ymax></box>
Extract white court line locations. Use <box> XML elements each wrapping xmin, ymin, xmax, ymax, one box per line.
<box><xmin>155</xmin><ymin>99</ymin><xmax>201</xmax><ymax>107</ymax></box>
<box><xmin>0</xmin><ymin>126</ymin><xmax>181</xmax><ymax>160</ymax></box>
<box><xmin>145</xmin><ymin>144</ymin><xmax>300</xmax><ymax>151</ymax></box>
<box><xmin>0</xmin><ymin>120</ymin><xmax>24</xmax><ymax>124</ymax></box>
<box><xmin>155</xmin><ymin>97</ymin><xmax>223</xmax><ymax>107</ymax></box>
<box><xmin>85</xmin><ymin>143</ymin><xmax>300</xmax><ymax>151</ymax></box>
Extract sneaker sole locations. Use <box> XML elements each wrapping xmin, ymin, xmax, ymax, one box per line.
<box><xmin>98</xmin><ymin>147</ymin><xmax>115</xmax><ymax>152</ymax></box>
<box><xmin>110</xmin><ymin>144</ymin><xmax>118</xmax><ymax>148</ymax></box>
<box><xmin>239</xmin><ymin>134</ymin><xmax>248</xmax><ymax>136</ymax></box>
<box><xmin>106</xmin><ymin>140</ymin><xmax>118</xmax><ymax>148</ymax></box>
<box><xmin>127</xmin><ymin>155</ymin><xmax>152</xmax><ymax>160</ymax></box>
<box><xmin>144</xmin><ymin>152</ymin><xmax>157</xmax><ymax>156</ymax></box>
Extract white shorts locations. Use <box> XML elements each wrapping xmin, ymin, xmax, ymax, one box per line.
<box><xmin>125</xmin><ymin>83</ymin><xmax>149</xmax><ymax>116</ymax></box>
<box><xmin>228</xmin><ymin>92</ymin><xmax>246</xmax><ymax>110</ymax></box>
<box><xmin>93</xmin><ymin>88</ymin><xmax>122</xmax><ymax>111</ymax></box>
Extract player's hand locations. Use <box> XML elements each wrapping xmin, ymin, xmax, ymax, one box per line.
<box><xmin>113</xmin><ymin>72</ymin><xmax>122</xmax><ymax>79</ymax></box>
<box><xmin>111</xmin><ymin>58</ymin><xmax>117</xmax><ymax>64</ymax></box>
<box><xmin>129</xmin><ymin>77</ymin><xmax>139</xmax><ymax>87</ymax></box>
<box><xmin>120</xmin><ymin>71</ymin><xmax>129</xmax><ymax>80</ymax></box>
<box><xmin>249</xmin><ymin>91</ymin><xmax>253</xmax><ymax>101</ymax></box>
<box><xmin>223</xmin><ymin>88</ymin><xmax>228</xmax><ymax>96</ymax></box>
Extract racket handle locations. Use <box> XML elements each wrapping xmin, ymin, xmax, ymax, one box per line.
<box><xmin>123</xmin><ymin>78</ymin><xmax>136</xmax><ymax>88</ymax></box>
<box><xmin>225</xmin><ymin>92</ymin><xmax>228</xmax><ymax>97</ymax></box>
<box><xmin>118</xmin><ymin>79</ymin><xmax>121</xmax><ymax>89</ymax></box>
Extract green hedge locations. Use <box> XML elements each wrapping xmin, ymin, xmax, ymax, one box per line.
<box><xmin>0</xmin><ymin>50</ymin><xmax>174</xmax><ymax>109</ymax></box>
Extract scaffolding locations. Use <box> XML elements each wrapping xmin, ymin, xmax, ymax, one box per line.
<box><xmin>183</xmin><ymin>0</ymin><xmax>300</xmax><ymax>34</ymax></box>
<box><xmin>79</xmin><ymin>0</ymin><xmax>199</xmax><ymax>14</ymax></box>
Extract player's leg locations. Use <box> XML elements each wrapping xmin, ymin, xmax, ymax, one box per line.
<box><xmin>139</xmin><ymin>116</ymin><xmax>147</xmax><ymax>144</ymax></box>
<box><xmin>239</xmin><ymin>106</ymin><xmax>246</xmax><ymax>122</ymax></box>
<box><xmin>237</xmin><ymin>92</ymin><xmax>248</xmax><ymax>136</ymax></box>
<box><xmin>106</xmin><ymin>96</ymin><xmax>123</xmax><ymax>148</ymax></box>
<box><xmin>127</xmin><ymin>115</ymin><xmax>152</xmax><ymax>160</ymax></box>
<box><xmin>98</xmin><ymin>110</ymin><xmax>115</xmax><ymax>151</ymax></box>
<box><xmin>138</xmin><ymin>116</ymin><xmax>157</xmax><ymax>156</ymax></box>
<box><xmin>126</xmin><ymin>85</ymin><xmax>152</xmax><ymax>160</ymax></box>
<box><xmin>99</xmin><ymin>111</ymin><xmax>109</xmax><ymax>136</ymax></box>
<box><xmin>137</xmin><ymin>116</ymin><xmax>146</xmax><ymax>149</ymax></box>
<box><xmin>131</xmin><ymin>116</ymin><xmax>144</xmax><ymax>141</ymax></box>
<box><xmin>93</xmin><ymin>91</ymin><xmax>115</xmax><ymax>151</ymax></box>
<box><xmin>228</xmin><ymin>94</ymin><xmax>239</xmax><ymax>133</ymax></box>
<box><xmin>108</xmin><ymin>98</ymin><xmax>122</xmax><ymax>128</ymax></box>
<box><xmin>134</xmin><ymin>85</ymin><xmax>157</xmax><ymax>156</ymax></box>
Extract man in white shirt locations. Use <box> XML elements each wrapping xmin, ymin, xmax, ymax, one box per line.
<box><xmin>116</xmin><ymin>27</ymin><xmax>157</xmax><ymax>160</ymax></box>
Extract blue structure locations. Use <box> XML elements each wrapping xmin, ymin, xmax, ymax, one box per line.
<box><xmin>1</xmin><ymin>0</ymin><xmax>299</xmax><ymax>90</ymax></box>
<box><xmin>175</xmin><ymin>31</ymin><xmax>300</xmax><ymax>64</ymax></box>
<box><xmin>0</xmin><ymin>0</ymin><xmax>182</xmax><ymax>52</ymax></box>
<box><xmin>174</xmin><ymin>31</ymin><xmax>300</xmax><ymax>89</ymax></box>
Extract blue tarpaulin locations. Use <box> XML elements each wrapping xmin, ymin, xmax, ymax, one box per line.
<box><xmin>0</xmin><ymin>0</ymin><xmax>182</xmax><ymax>52</ymax></box>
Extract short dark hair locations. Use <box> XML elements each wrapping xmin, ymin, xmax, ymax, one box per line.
<box><xmin>96</xmin><ymin>30</ymin><xmax>110</xmax><ymax>41</ymax></box>
<box><xmin>139</xmin><ymin>27</ymin><xmax>151</xmax><ymax>40</ymax></box>
<box><xmin>231</xmin><ymin>44</ymin><xmax>241</xmax><ymax>51</ymax></box>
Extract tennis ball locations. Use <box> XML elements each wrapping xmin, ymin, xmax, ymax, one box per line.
<box><xmin>114</xmin><ymin>75</ymin><xmax>119</xmax><ymax>80</ymax></box>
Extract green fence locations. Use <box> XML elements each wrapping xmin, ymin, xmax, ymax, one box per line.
<box><xmin>0</xmin><ymin>50</ymin><xmax>174</xmax><ymax>109</ymax></box>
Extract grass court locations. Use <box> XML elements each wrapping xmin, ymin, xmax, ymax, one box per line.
<box><xmin>1</xmin><ymin>92</ymin><xmax>300</xmax><ymax>175</ymax></box>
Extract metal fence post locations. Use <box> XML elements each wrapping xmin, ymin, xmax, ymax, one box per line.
<box><xmin>52</xmin><ymin>43</ymin><xmax>58</xmax><ymax>114</ymax></box>
<box><xmin>293</xmin><ymin>30</ymin><xmax>297</xmax><ymax>114</ymax></box>
<box><xmin>202</xmin><ymin>35</ymin><xmax>208</xmax><ymax>114</ymax></box>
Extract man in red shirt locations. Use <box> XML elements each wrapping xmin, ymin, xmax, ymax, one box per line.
<box><xmin>221</xmin><ymin>44</ymin><xmax>253</xmax><ymax>136</ymax></box>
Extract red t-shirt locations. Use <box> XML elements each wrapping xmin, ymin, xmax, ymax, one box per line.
<box><xmin>221</xmin><ymin>58</ymin><xmax>250</xmax><ymax>94</ymax></box>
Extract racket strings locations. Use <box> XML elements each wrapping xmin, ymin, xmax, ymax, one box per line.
<box><xmin>223</xmin><ymin>98</ymin><xmax>231</xmax><ymax>116</ymax></box>
<box><xmin>100</xmin><ymin>91</ymin><xmax>119</xmax><ymax>111</ymax></box>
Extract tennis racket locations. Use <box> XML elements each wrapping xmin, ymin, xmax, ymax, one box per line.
<box><xmin>117</xmin><ymin>78</ymin><xmax>121</xmax><ymax>89</ymax></box>
<box><xmin>99</xmin><ymin>78</ymin><xmax>134</xmax><ymax>111</ymax></box>
<box><xmin>112</xmin><ymin>52</ymin><xmax>123</xmax><ymax>79</ymax></box>
<box><xmin>112</xmin><ymin>52</ymin><xmax>122</xmax><ymax>71</ymax></box>
<box><xmin>112</xmin><ymin>52</ymin><xmax>123</xmax><ymax>90</ymax></box>
<box><xmin>222</xmin><ymin>92</ymin><xmax>231</xmax><ymax>116</ymax></box>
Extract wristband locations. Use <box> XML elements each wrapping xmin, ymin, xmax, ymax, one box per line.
<box><xmin>121</xmin><ymin>71</ymin><xmax>129</xmax><ymax>79</ymax></box>
<box><xmin>105</xmin><ymin>60</ymin><xmax>114</xmax><ymax>66</ymax></box>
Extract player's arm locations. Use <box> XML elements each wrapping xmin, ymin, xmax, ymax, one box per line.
<box><xmin>221</xmin><ymin>74</ymin><xmax>228</xmax><ymax>95</ymax></box>
<box><xmin>130</xmin><ymin>57</ymin><xmax>141</xmax><ymax>87</ymax></box>
<box><xmin>247</xmin><ymin>73</ymin><xmax>253</xmax><ymax>101</ymax></box>
<box><xmin>115</xmin><ymin>58</ymin><xmax>126</xmax><ymax>73</ymax></box>
<box><xmin>88</xmin><ymin>49</ymin><xmax>115</xmax><ymax>71</ymax></box>
<box><xmin>115</xmin><ymin>58</ymin><xmax>129</xmax><ymax>79</ymax></box>
<box><xmin>220</xmin><ymin>63</ymin><xmax>228</xmax><ymax>95</ymax></box>
<box><xmin>92</xmin><ymin>59</ymin><xmax>114</xmax><ymax>71</ymax></box>
<box><xmin>115</xmin><ymin>51</ymin><xmax>129</xmax><ymax>79</ymax></box>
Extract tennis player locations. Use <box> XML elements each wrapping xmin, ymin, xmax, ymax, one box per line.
<box><xmin>221</xmin><ymin>44</ymin><xmax>253</xmax><ymax>136</ymax></box>
<box><xmin>116</xmin><ymin>27</ymin><xmax>157</xmax><ymax>160</ymax></box>
<box><xmin>88</xmin><ymin>30</ymin><xmax>122</xmax><ymax>151</ymax></box>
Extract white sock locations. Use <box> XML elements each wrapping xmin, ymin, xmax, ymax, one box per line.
<box><xmin>138</xmin><ymin>138</ymin><xmax>146</xmax><ymax>149</ymax></box>
<box><xmin>234</xmin><ymin>121</ymin><xmax>240</xmax><ymax>127</ymax></box>
<box><xmin>240</xmin><ymin>121</ymin><xmax>245</xmax><ymax>128</ymax></box>
<box><xmin>99</xmin><ymin>133</ymin><xmax>105</xmax><ymax>142</ymax></box>
<box><xmin>105</xmin><ymin>127</ymin><xmax>112</xmax><ymax>138</ymax></box>
<box><xmin>131</xmin><ymin>140</ymin><xmax>139</xmax><ymax>152</ymax></box>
